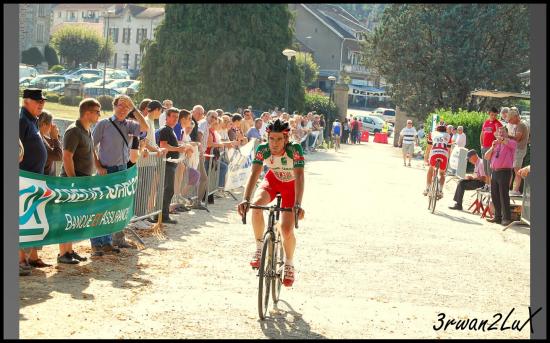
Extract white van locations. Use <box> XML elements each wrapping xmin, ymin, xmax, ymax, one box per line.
<box><xmin>20</xmin><ymin>65</ymin><xmax>38</xmax><ymax>79</ymax></box>
<box><xmin>373</xmin><ymin>108</ymin><xmax>396</xmax><ymax>123</ymax></box>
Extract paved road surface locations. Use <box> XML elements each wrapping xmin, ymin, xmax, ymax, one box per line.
<box><xmin>20</xmin><ymin>140</ymin><xmax>530</xmax><ymax>339</ymax></box>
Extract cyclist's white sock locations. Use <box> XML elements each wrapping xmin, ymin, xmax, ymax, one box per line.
<box><xmin>285</xmin><ymin>258</ymin><xmax>293</xmax><ymax>266</ymax></box>
<box><xmin>255</xmin><ymin>240</ymin><xmax>262</xmax><ymax>250</ymax></box>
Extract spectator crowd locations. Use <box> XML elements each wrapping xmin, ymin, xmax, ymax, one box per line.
<box><xmin>18</xmin><ymin>88</ymin><xmax>338</xmax><ymax>276</ymax></box>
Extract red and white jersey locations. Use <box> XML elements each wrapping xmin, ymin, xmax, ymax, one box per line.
<box><xmin>431</xmin><ymin>131</ymin><xmax>451</xmax><ymax>150</ymax></box>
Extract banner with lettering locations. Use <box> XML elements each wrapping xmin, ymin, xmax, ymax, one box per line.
<box><xmin>19</xmin><ymin>166</ymin><xmax>137</xmax><ymax>248</ymax></box>
<box><xmin>223</xmin><ymin>138</ymin><xmax>257</xmax><ymax>191</ymax></box>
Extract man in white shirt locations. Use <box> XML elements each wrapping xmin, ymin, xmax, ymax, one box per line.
<box><xmin>158</xmin><ymin>99</ymin><xmax>174</xmax><ymax>129</ymax></box>
<box><xmin>399</xmin><ymin>120</ymin><xmax>418</xmax><ymax>167</ymax></box>
<box><xmin>448</xmin><ymin>149</ymin><xmax>487</xmax><ymax>210</ymax></box>
<box><xmin>453</xmin><ymin>126</ymin><xmax>467</xmax><ymax>148</ymax></box>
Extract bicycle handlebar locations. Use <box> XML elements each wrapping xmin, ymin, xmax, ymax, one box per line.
<box><xmin>241</xmin><ymin>204</ymin><xmax>299</xmax><ymax>229</ymax></box>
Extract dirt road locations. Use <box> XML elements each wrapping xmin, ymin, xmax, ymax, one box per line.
<box><xmin>20</xmin><ymin>139</ymin><xmax>530</xmax><ymax>339</ymax></box>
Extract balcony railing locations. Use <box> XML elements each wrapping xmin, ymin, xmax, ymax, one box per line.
<box><xmin>343</xmin><ymin>64</ymin><xmax>369</xmax><ymax>75</ymax></box>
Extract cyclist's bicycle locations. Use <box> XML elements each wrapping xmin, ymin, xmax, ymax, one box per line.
<box><xmin>428</xmin><ymin>159</ymin><xmax>442</xmax><ymax>213</ymax></box>
<box><xmin>242</xmin><ymin>194</ymin><xmax>299</xmax><ymax>320</ymax></box>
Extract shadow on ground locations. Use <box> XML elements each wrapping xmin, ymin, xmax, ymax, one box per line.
<box><xmin>259</xmin><ymin>300</ymin><xmax>327</xmax><ymax>339</ymax></box>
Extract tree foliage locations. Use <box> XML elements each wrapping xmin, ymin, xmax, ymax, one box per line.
<box><xmin>140</xmin><ymin>4</ymin><xmax>305</xmax><ymax>112</ymax></box>
<box><xmin>44</xmin><ymin>45</ymin><xmax>59</xmax><ymax>67</ymax></box>
<box><xmin>304</xmin><ymin>90</ymin><xmax>337</xmax><ymax>122</ymax></box>
<box><xmin>50</xmin><ymin>26</ymin><xmax>105</xmax><ymax>68</ymax></box>
<box><xmin>21</xmin><ymin>47</ymin><xmax>44</xmax><ymax>66</ymax></box>
<box><xmin>363</xmin><ymin>4</ymin><xmax>530</xmax><ymax>120</ymax></box>
<box><xmin>295</xmin><ymin>52</ymin><xmax>319</xmax><ymax>88</ymax></box>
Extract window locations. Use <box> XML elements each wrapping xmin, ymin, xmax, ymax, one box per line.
<box><xmin>38</xmin><ymin>4</ymin><xmax>45</xmax><ymax>17</ymax></box>
<box><xmin>113</xmin><ymin>53</ymin><xmax>117</xmax><ymax>68</ymax></box>
<box><xmin>68</xmin><ymin>11</ymin><xmax>77</xmax><ymax>22</ymax></box>
<box><xmin>123</xmin><ymin>54</ymin><xmax>129</xmax><ymax>69</ymax></box>
<box><xmin>127</xmin><ymin>15</ymin><xmax>131</xmax><ymax>23</ymax></box>
<box><xmin>122</xmin><ymin>28</ymin><xmax>131</xmax><ymax>44</ymax></box>
<box><xmin>36</xmin><ymin>23</ymin><xmax>44</xmax><ymax>43</ymax></box>
<box><xmin>350</xmin><ymin>51</ymin><xmax>362</xmax><ymax>65</ymax></box>
<box><xmin>134</xmin><ymin>54</ymin><xmax>140</xmax><ymax>70</ymax></box>
<box><xmin>58</xmin><ymin>11</ymin><xmax>61</xmax><ymax>18</ymax></box>
<box><xmin>109</xmin><ymin>28</ymin><xmax>119</xmax><ymax>43</ymax></box>
<box><xmin>136</xmin><ymin>28</ymin><xmax>147</xmax><ymax>44</ymax></box>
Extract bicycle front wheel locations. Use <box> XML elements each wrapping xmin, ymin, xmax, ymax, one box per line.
<box><xmin>431</xmin><ymin>167</ymin><xmax>440</xmax><ymax>213</ymax></box>
<box><xmin>272</xmin><ymin>231</ymin><xmax>284</xmax><ymax>303</ymax></box>
<box><xmin>258</xmin><ymin>232</ymin><xmax>274</xmax><ymax>320</ymax></box>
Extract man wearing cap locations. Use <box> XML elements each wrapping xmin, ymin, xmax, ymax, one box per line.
<box><xmin>19</xmin><ymin>89</ymin><xmax>49</xmax><ymax>275</ymax></box>
<box><xmin>448</xmin><ymin>150</ymin><xmax>487</xmax><ymax>211</ymax></box>
<box><xmin>91</xmin><ymin>94</ymin><xmax>149</xmax><ymax>253</ymax></box>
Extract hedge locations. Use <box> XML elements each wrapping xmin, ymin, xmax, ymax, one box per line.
<box><xmin>59</xmin><ymin>95</ymin><xmax>82</xmax><ymax>106</ymax></box>
<box><xmin>422</xmin><ymin>108</ymin><xmax>531</xmax><ymax>170</ymax></box>
<box><xmin>49</xmin><ymin>65</ymin><xmax>65</xmax><ymax>73</ymax></box>
<box><xmin>45</xmin><ymin>93</ymin><xmax>59</xmax><ymax>103</ymax></box>
<box><xmin>97</xmin><ymin>95</ymin><xmax>114</xmax><ymax>111</ymax></box>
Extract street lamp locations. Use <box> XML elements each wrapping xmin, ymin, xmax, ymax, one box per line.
<box><xmin>282</xmin><ymin>48</ymin><xmax>297</xmax><ymax>113</ymax></box>
<box><xmin>328</xmin><ymin>75</ymin><xmax>336</xmax><ymax>105</ymax></box>
<box><xmin>102</xmin><ymin>9</ymin><xmax>115</xmax><ymax>96</ymax></box>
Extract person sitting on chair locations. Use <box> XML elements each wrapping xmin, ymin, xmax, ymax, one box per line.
<box><xmin>448</xmin><ymin>149</ymin><xmax>487</xmax><ymax>211</ymax></box>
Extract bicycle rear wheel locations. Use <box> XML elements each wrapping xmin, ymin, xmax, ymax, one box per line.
<box><xmin>272</xmin><ymin>231</ymin><xmax>284</xmax><ymax>303</ymax></box>
<box><xmin>258</xmin><ymin>232</ymin><xmax>273</xmax><ymax>320</ymax></box>
<box><xmin>431</xmin><ymin>166</ymin><xmax>440</xmax><ymax>213</ymax></box>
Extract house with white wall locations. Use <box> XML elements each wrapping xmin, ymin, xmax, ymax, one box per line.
<box><xmin>104</xmin><ymin>4</ymin><xmax>165</xmax><ymax>72</ymax></box>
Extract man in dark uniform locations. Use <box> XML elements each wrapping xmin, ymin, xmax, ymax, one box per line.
<box><xmin>19</xmin><ymin>88</ymin><xmax>50</xmax><ymax>275</ymax></box>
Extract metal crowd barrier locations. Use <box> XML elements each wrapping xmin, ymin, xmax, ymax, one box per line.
<box><xmin>130</xmin><ymin>151</ymin><xmax>166</xmax><ymax>223</ymax></box>
<box><xmin>170</xmin><ymin>152</ymin><xmax>200</xmax><ymax>209</ymax></box>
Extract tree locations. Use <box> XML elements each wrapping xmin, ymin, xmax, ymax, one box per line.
<box><xmin>97</xmin><ymin>40</ymin><xmax>115</xmax><ymax>68</ymax></box>
<box><xmin>140</xmin><ymin>4</ymin><xmax>305</xmax><ymax>112</ymax></box>
<box><xmin>21</xmin><ymin>47</ymin><xmax>44</xmax><ymax>66</ymax></box>
<box><xmin>363</xmin><ymin>4</ymin><xmax>530</xmax><ymax>120</ymax></box>
<box><xmin>295</xmin><ymin>52</ymin><xmax>319</xmax><ymax>88</ymax></box>
<box><xmin>44</xmin><ymin>44</ymin><xmax>59</xmax><ymax>67</ymax></box>
<box><xmin>50</xmin><ymin>26</ymin><xmax>104</xmax><ymax>68</ymax></box>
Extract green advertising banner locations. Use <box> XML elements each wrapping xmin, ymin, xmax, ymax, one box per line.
<box><xmin>19</xmin><ymin>167</ymin><xmax>138</xmax><ymax>248</ymax></box>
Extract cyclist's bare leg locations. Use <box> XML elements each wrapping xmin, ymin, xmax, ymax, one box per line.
<box><xmin>426</xmin><ymin>166</ymin><xmax>434</xmax><ymax>187</ymax></box>
<box><xmin>439</xmin><ymin>169</ymin><xmax>446</xmax><ymax>188</ymax></box>
<box><xmin>251</xmin><ymin>189</ymin><xmax>271</xmax><ymax>243</ymax></box>
<box><xmin>280</xmin><ymin>211</ymin><xmax>296</xmax><ymax>264</ymax></box>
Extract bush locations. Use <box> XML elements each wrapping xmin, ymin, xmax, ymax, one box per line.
<box><xmin>97</xmin><ymin>95</ymin><xmax>114</xmax><ymax>111</ymax></box>
<box><xmin>44</xmin><ymin>45</ymin><xmax>60</xmax><ymax>67</ymax></box>
<box><xmin>423</xmin><ymin>108</ymin><xmax>488</xmax><ymax>157</ymax></box>
<box><xmin>49</xmin><ymin>64</ymin><xmax>65</xmax><ymax>73</ymax></box>
<box><xmin>21</xmin><ymin>47</ymin><xmax>44</xmax><ymax>66</ymax></box>
<box><xmin>59</xmin><ymin>95</ymin><xmax>82</xmax><ymax>106</ymax></box>
<box><xmin>46</xmin><ymin>93</ymin><xmax>60</xmax><ymax>103</ymax></box>
<box><xmin>304</xmin><ymin>91</ymin><xmax>337</xmax><ymax>123</ymax></box>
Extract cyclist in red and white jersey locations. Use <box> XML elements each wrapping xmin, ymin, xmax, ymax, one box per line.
<box><xmin>423</xmin><ymin>124</ymin><xmax>451</xmax><ymax>198</ymax></box>
<box><xmin>237</xmin><ymin>119</ymin><xmax>305</xmax><ymax>287</ymax></box>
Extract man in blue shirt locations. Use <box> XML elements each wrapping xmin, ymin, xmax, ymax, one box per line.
<box><xmin>91</xmin><ymin>95</ymin><xmax>149</xmax><ymax>254</ymax></box>
<box><xmin>246</xmin><ymin>118</ymin><xmax>263</xmax><ymax>141</ymax></box>
<box><xmin>19</xmin><ymin>88</ymin><xmax>50</xmax><ymax>275</ymax></box>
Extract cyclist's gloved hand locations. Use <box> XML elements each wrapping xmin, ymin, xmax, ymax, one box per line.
<box><xmin>237</xmin><ymin>200</ymin><xmax>250</xmax><ymax>217</ymax></box>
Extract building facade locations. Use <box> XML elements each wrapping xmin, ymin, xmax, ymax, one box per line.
<box><xmin>104</xmin><ymin>4</ymin><xmax>164</xmax><ymax>72</ymax></box>
<box><xmin>50</xmin><ymin>4</ymin><xmax>115</xmax><ymax>39</ymax></box>
<box><xmin>19</xmin><ymin>4</ymin><xmax>54</xmax><ymax>56</ymax></box>
<box><xmin>289</xmin><ymin>4</ymin><xmax>390</xmax><ymax>110</ymax></box>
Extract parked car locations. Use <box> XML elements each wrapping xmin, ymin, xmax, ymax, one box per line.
<box><xmin>373</xmin><ymin>108</ymin><xmax>396</xmax><ymax>123</ymax></box>
<box><xmin>127</xmin><ymin>69</ymin><xmax>140</xmax><ymax>79</ymax></box>
<box><xmin>44</xmin><ymin>82</ymin><xmax>65</xmax><ymax>95</ymax></box>
<box><xmin>105</xmin><ymin>69</ymin><xmax>130</xmax><ymax>80</ymax></box>
<box><xmin>79</xmin><ymin>73</ymin><xmax>104</xmax><ymax>85</ymax></box>
<box><xmin>105</xmin><ymin>79</ymin><xmax>136</xmax><ymax>90</ymax></box>
<box><xmin>82</xmin><ymin>86</ymin><xmax>120</xmax><ymax>98</ymax></box>
<box><xmin>88</xmin><ymin>78</ymin><xmax>114</xmax><ymax>87</ymax></box>
<box><xmin>19</xmin><ymin>64</ymin><xmax>38</xmax><ymax>78</ymax></box>
<box><xmin>355</xmin><ymin>115</ymin><xmax>394</xmax><ymax>137</ymax></box>
<box><xmin>65</xmin><ymin>68</ymin><xmax>103</xmax><ymax>81</ymax></box>
<box><xmin>122</xmin><ymin>80</ymin><xmax>141</xmax><ymax>96</ymax></box>
<box><xmin>28</xmin><ymin>75</ymin><xmax>67</xmax><ymax>89</ymax></box>
<box><xmin>19</xmin><ymin>77</ymin><xmax>34</xmax><ymax>88</ymax></box>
